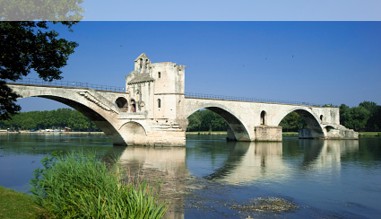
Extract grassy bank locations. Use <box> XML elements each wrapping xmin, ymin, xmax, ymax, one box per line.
<box><xmin>186</xmin><ymin>131</ymin><xmax>227</xmax><ymax>135</ymax></box>
<box><xmin>1</xmin><ymin>131</ymin><xmax>104</xmax><ymax>135</ymax></box>
<box><xmin>0</xmin><ymin>186</ymin><xmax>46</xmax><ymax>219</ymax></box>
<box><xmin>31</xmin><ymin>152</ymin><xmax>166</xmax><ymax>218</ymax></box>
<box><xmin>186</xmin><ymin>131</ymin><xmax>299</xmax><ymax>137</ymax></box>
<box><xmin>359</xmin><ymin>132</ymin><xmax>381</xmax><ymax>137</ymax></box>
<box><xmin>283</xmin><ymin>132</ymin><xmax>298</xmax><ymax>137</ymax></box>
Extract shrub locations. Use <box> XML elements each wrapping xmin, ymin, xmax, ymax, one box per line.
<box><xmin>31</xmin><ymin>152</ymin><xmax>166</xmax><ymax>219</ymax></box>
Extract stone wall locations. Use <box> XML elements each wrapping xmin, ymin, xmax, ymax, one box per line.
<box><xmin>254</xmin><ymin>126</ymin><xmax>282</xmax><ymax>142</ymax></box>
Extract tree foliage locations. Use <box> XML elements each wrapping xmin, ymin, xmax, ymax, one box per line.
<box><xmin>0</xmin><ymin>21</ymin><xmax>78</xmax><ymax>119</ymax></box>
<box><xmin>340</xmin><ymin>101</ymin><xmax>381</xmax><ymax>132</ymax></box>
<box><xmin>0</xmin><ymin>108</ymin><xmax>100</xmax><ymax>131</ymax></box>
<box><xmin>279</xmin><ymin>112</ymin><xmax>304</xmax><ymax>132</ymax></box>
<box><xmin>187</xmin><ymin>110</ymin><xmax>229</xmax><ymax>132</ymax></box>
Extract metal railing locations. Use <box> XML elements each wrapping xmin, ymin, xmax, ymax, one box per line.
<box><xmin>185</xmin><ymin>92</ymin><xmax>322</xmax><ymax>107</ymax></box>
<box><xmin>6</xmin><ymin>78</ymin><xmax>126</xmax><ymax>93</ymax></box>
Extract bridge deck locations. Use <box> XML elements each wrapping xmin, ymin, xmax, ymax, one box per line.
<box><xmin>185</xmin><ymin>93</ymin><xmax>323</xmax><ymax>107</ymax></box>
<box><xmin>6</xmin><ymin>78</ymin><xmax>126</xmax><ymax>93</ymax></box>
<box><xmin>7</xmin><ymin>78</ymin><xmax>323</xmax><ymax>107</ymax></box>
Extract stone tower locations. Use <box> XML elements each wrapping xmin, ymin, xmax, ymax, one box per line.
<box><xmin>124</xmin><ymin>53</ymin><xmax>186</xmax><ymax>145</ymax></box>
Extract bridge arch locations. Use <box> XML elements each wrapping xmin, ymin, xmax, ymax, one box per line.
<box><xmin>186</xmin><ymin>104</ymin><xmax>251</xmax><ymax>141</ymax></box>
<box><xmin>277</xmin><ymin>108</ymin><xmax>324</xmax><ymax>139</ymax></box>
<box><xmin>24</xmin><ymin>95</ymin><xmax>126</xmax><ymax>145</ymax></box>
<box><xmin>118</xmin><ymin>121</ymin><xmax>148</xmax><ymax>145</ymax></box>
<box><xmin>8</xmin><ymin>85</ymin><xmax>129</xmax><ymax>145</ymax></box>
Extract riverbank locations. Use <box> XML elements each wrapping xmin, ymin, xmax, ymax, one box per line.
<box><xmin>2</xmin><ymin>130</ymin><xmax>380</xmax><ymax>138</ymax></box>
<box><xmin>187</xmin><ymin>131</ymin><xmax>381</xmax><ymax>138</ymax></box>
<box><xmin>359</xmin><ymin>132</ymin><xmax>381</xmax><ymax>137</ymax></box>
<box><xmin>186</xmin><ymin>131</ymin><xmax>227</xmax><ymax>135</ymax></box>
<box><xmin>0</xmin><ymin>186</ymin><xmax>46</xmax><ymax>219</ymax></box>
<box><xmin>186</xmin><ymin>131</ymin><xmax>300</xmax><ymax>137</ymax></box>
<box><xmin>0</xmin><ymin>131</ymin><xmax>104</xmax><ymax>135</ymax></box>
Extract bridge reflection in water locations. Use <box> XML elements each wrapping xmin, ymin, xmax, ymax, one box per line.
<box><xmin>205</xmin><ymin>142</ymin><xmax>289</xmax><ymax>185</ymax></box>
<box><xmin>117</xmin><ymin>139</ymin><xmax>359</xmax><ymax>218</ymax></box>
<box><xmin>204</xmin><ymin>140</ymin><xmax>359</xmax><ymax>185</ymax></box>
<box><xmin>301</xmin><ymin>139</ymin><xmax>359</xmax><ymax>171</ymax></box>
<box><xmin>119</xmin><ymin>147</ymin><xmax>188</xmax><ymax>219</ymax></box>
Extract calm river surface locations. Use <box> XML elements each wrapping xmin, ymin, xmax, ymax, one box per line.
<box><xmin>0</xmin><ymin>134</ymin><xmax>380</xmax><ymax>218</ymax></box>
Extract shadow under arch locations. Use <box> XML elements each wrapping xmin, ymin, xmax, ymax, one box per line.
<box><xmin>187</xmin><ymin>107</ymin><xmax>251</xmax><ymax>141</ymax></box>
<box><xmin>22</xmin><ymin>95</ymin><xmax>126</xmax><ymax>146</ymax></box>
<box><xmin>279</xmin><ymin>109</ymin><xmax>324</xmax><ymax>139</ymax></box>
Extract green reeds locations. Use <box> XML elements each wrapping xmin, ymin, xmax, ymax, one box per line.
<box><xmin>30</xmin><ymin>152</ymin><xmax>166</xmax><ymax>219</ymax></box>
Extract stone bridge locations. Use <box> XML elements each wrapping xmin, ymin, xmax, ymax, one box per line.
<box><xmin>7</xmin><ymin>53</ymin><xmax>358</xmax><ymax>146</ymax></box>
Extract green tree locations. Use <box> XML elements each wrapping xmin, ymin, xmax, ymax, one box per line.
<box><xmin>279</xmin><ymin>112</ymin><xmax>303</xmax><ymax>132</ymax></box>
<box><xmin>359</xmin><ymin>101</ymin><xmax>380</xmax><ymax>131</ymax></box>
<box><xmin>340</xmin><ymin>102</ymin><xmax>381</xmax><ymax>132</ymax></box>
<box><xmin>339</xmin><ymin>104</ymin><xmax>350</xmax><ymax>125</ymax></box>
<box><xmin>372</xmin><ymin>106</ymin><xmax>381</xmax><ymax>132</ymax></box>
<box><xmin>187</xmin><ymin>109</ymin><xmax>228</xmax><ymax>132</ymax></box>
<box><xmin>187</xmin><ymin>111</ymin><xmax>202</xmax><ymax>131</ymax></box>
<box><xmin>343</xmin><ymin>106</ymin><xmax>371</xmax><ymax>131</ymax></box>
<box><xmin>359</xmin><ymin>101</ymin><xmax>378</xmax><ymax>113</ymax></box>
<box><xmin>0</xmin><ymin>21</ymin><xmax>78</xmax><ymax>119</ymax></box>
<box><xmin>0</xmin><ymin>108</ymin><xmax>100</xmax><ymax>131</ymax></box>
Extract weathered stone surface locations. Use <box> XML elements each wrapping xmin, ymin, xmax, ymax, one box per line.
<box><xmin>254</xmin><ymin>126</ymin><xmax>282</xmax><ymax>142</ymax></box>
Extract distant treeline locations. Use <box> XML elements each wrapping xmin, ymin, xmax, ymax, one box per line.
<box><xmin>1</xmin><ymin>101</ymin><xmax>380</xmax><ymax>132</ymax></box>
<box><xmin>0</xmin><ymin>108</ymin><xmax>100</xmax><ymax>131</ymax></box>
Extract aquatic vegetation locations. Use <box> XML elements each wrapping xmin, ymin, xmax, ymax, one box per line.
<box><xmin>232</xmin><ymin>196</ymin><xmax>298</xmax><ymax>213</ymax></box>
<box><xmin>30</xmin><ymin>152</ymin><xmax>166</xmax><ymax>219</ymax></box>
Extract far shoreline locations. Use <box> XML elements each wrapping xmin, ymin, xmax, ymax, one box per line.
<box><xmin>1</xmin><ymin>131</ymin><xmax>379</xmax><ymax>138</ymax></box>
<box><xmin>0</xmin><ymin>130</ymin><xmax>104</xmax><ymax>135</ymax></box>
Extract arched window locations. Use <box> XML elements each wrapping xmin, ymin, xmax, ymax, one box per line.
<box><xmin>320</xmin><ymin>115</ymin><xmax>323</xmax><ymax>122</ymax></box>
<box><xmin>158</xmin><ymin>72</ymin><xmax>161</xmax><ymax>78</ymax></box>
<box><xmin>139</xmin><ymin>58</ymin><xmax>143</xmax><ymax>69</ymax></box>
<box><xmin>157</xmin><ymin>98</ymin><xmax>161</xmax><ymax>108</ymax></box>
<box><xmin>260</xmin><ymin>111</ymin><xmax>266</xmax><ymax>125</ymax></box>
<box><xmin>131</xmin><ymin>99</ymin><xmax>136</xmax><ymax>112</ymax></box>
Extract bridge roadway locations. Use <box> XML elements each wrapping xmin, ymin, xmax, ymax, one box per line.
<box><xmin>7</xmin><ymin>80</ymin><xmax>358</xmax><ymax>146</ymax></box>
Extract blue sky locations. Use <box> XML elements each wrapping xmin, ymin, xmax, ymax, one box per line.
<box><xmin>18</xmin><ymin>22</ymin><xmax>381</xmax><ymax>111</ymax></box>
<box><xmin>82</xmin><ymin>1</ymin><xmax>381</xmax><ymax>21</ymax></box>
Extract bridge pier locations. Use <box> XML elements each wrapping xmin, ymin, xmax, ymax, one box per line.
<box><xmin>120</xmin><ymin>130</ymin><xmax>186</xmax><ymax>147</ymax></box>
<box><xmin>116</xmin><ymin>119</ymin><xmax>186</xmax><ymax>147</ymax></box>
<box><xmin>254</xmin><ymin>126</ymin><xmax>282</xmax><ymax>142</ymax></box>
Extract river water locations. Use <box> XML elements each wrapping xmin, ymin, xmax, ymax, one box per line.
<box><xmin>0</xmin><ymin>134</ymin><xmax>380</xmax><ymax>218</ymax></box>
